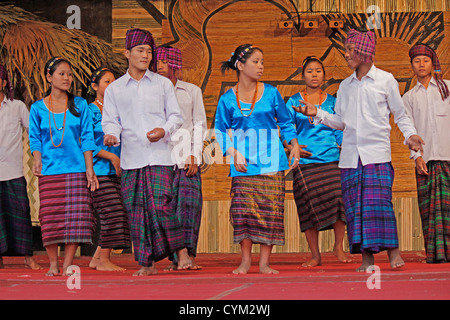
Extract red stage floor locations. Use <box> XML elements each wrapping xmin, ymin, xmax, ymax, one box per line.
<box><xmin>0</xmin><ymin>251</ymin><xmax>449</xmax><ymax>301</ymax></box>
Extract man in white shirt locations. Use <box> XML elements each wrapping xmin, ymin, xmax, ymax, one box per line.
<box><xmin>403</xmin><ymin>44</ymin><xmax>450</xmax><ymax>264</ymax></box>
<box><xmin>156</xmin><ymin>45</ymin><xmax>207</xmax><ymax>270</ymax></box>
<box><xmin>294</xmin><ymin>28</ymin><xmax>424</xmax><ymax>272</ymax></box>
<box><xmin>102</xmin><ymin>28</ymin><xmax>190</xmax><ymax>276</ymax></box>
<box><xmin>0</xmin><ymin>64</ymin><xmax>41</xmax><ymax>270</ymax></box>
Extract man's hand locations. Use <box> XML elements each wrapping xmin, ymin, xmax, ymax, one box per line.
<box><xmin>147</xmin><ymin>128</ymin><xmax>165</xmax><ymax>143</ymax></box>
<box><xmin>104</xmin><ymin>134</ymin><xmax>118</xmax><ymax>147</ymax></box>
<box><xmin>292</xmin><ymin>100</ymin><xmax>318</xmax><ymax>117</ymax></box>
<box><xmin>415</xmin><ymin>157</ymin><xmax>428</xmax><ymax>176</ymax></box>
<box><xmin>407</xmin><ymin>134</ymin><xmax>425</xmax><ymax>155</ymax></box>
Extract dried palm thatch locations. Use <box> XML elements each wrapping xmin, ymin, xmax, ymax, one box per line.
<box><xmin>0</xmin><ymin>4</ymin><xmax>127</xmax><ymax>106</ymax></box>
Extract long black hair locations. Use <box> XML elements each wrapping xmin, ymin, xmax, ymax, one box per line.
<box><xmin>44</xmin><ymin>57</ymin><xmax>79</xmax><ymax>117</ymax></box>
<box><xmin>221</xmin><ymin>44</ymin><xmax>263</xmax><ymax>78</ymax></box>
<box><xmin>86</xmin><ymin>67</ymin><xmax>113</xmax><ymax>104</ymax></box>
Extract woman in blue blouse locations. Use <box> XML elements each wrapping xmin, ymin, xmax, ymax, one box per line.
<box><xmin>215</xmin><ymin>44</ymin><xmax>300</xmax><ymax>274</ymax></box>
<box><xmin>29</xmin><ymin>57</ymin><xmax>98</xmax><ymax>276</ymax></box>
<box><xmin>86</xmin><ymin>68</ymin><xmax>130</xmax><ymax>271</ymax></box>
<box><xmin>284</xmin><ymin>56</ymin><xmax>350</xmax><ymax>267</ymax></box>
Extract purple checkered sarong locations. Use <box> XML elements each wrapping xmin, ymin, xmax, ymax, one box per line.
<box><xmin>172</xmin><ymin>168</ymin><xmax>202</xmax><ymax>257</ymax></box>
<box><xmin>340</xmin><ymin>159</ymin><xmax>399</xmax><ymax>254</ymax></box>
<box><xmin>38</xmin><ymin>173</ymin><xmax>95</xmax><ymax>247</ymax></box>
<box><xmin>121</xmin><ymin>166</ymin><xmax>184</xmax><ymax>267</ymax></box>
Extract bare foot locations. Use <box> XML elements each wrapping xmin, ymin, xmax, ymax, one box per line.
<box><xmin>46</xmin><ymin>264</ymin><xmax>60</xmax><ymax>276</ymax></box>
<box><xmin>259</xmin><ymin>265</ymin><xmax>279</xmax><ymax>274</ymax></box>
<box><xmin>232</xmin><ymin>261</ymin><xmax>251</xmax><ymax>274</ymax></box>
<box><xmin>95</xmin><ymin>260</ymin><xmax>126</xmax><ymax>271</ymax></box>
<box><xmin>356</xmin><ymin>251</ymin><xmax>374</xmax><ymax>272</ymax></box>
<box><xmin>176</xmin><ymin>249</ymin><xmax>192</xmax><ymax>270</ymax></box>
<box><xmin>333</xmin><ymin>247</ymin><xmax>352</xmax><ymax>263</ymax></box>
<box><xmin>133</xmin><ymin>266</ymin><xmax>158</xmax><ymax>276</ymax></box>
<box><xmin>25</xmin><ymin>256</ymin><xmax>43</xmax><ymax>270</ymax></box>
<box><xmin>164</xmin><ymin>262</ymin><xmax>177</xmax><ymax>271</ymax></box>
<box><xmin>302</xmin><ymin>257</ymin><xmax>321</xmax><ymax>268</ymax></box>
<box><xmin>388</xmin><ymin>248</ymin><xmax>405</xmax><ymax>269</ymax></box>
<box><xmin>188</xmin><ymin>255</ymin><xmax>202</xmax><ymax>270</ymax></box>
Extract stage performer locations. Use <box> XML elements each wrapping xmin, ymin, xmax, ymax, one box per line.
<box><xmin>283</xmin><ymin>56</ymin><xmax>351</xmax><ymax>267</ymax></box>
<box><xmin>86</xmin><ymin>67</ymin><xmax>131</xmax><ymax>271</ymax></box>
<box><xmin>102</xmin><ymin>28</ymin><xmax>190</xmax><ymax>276</ymax></box>
<box><xmin>215</xmin><ymin>44</ymin><xmax>301</xmax><ymax>274</ymax></box>
<box><xmin>293</xmin><ymin>29</ymin><xmax>424</xmax><ymax>271</ymax></box>
<box><xmin>0</xmin><ymin>64</ymin><xmax>41</xmax><ymax>270</ymax></box>
<box><xmin>29</xmin><ymin>57</ymin><xmax>99</xmax><ymax>276</ymax></box>
<box><xmin>155</xmin><ymin>45</ymin><xmax>207</xmax><ymax>271</ymax></box>
<box><xmin>403</xmin><ymin>44</ymin><xmax>450</xmax><ymax>264</ymax></box>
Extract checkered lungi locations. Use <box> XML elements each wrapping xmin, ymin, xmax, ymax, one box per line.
<box><xmin>38</xmin><ymin>173</ymin><xmax>95</xmax><ymax>247</ymax></box>
<box><xmin>416</xmin><ymin>160</ymin><xmax>450</xmax><ymax>263</ymax></box>
<box><xmin>0</xmin><ymin>177</ymin><xmax>33</xmax><ymax>256</ymax></box>
<box><xmin>340</xmin><ymin>160</ymin><xmax>399</xmax><ymax>254</ymax></box>
<box><xmin>121</xmin><ymin>165</ymin><xmax>184</xmax><ymax>267</ymax></box>
<box><xmin>172</xmin><ymin>168</ymin><xmax>202</xmax><ymax>257</ymax></box>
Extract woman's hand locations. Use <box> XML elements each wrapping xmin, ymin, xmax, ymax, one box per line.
<box><xmin>109</xmin><ymin>154</ymin><xmax>121</xmax><ymax>177</ymax></box>
<box><xmin>228</xmin><ymin>148</ymin><xmax>247</xmax><ymax>173</ymax></box>
<box><xmin>289</xmin><ymin>144</ymin><xmax>301</xmax><ymax>169</ymax></box>
<box><xmin>32</xmin><ymin>151</ymin><xmax>43</xmax><ymax>177</ymax></box>
<box><xmin>86</xmin><ymin>167</ymin><xmax>99</xmax><ymax>192</ymax></box>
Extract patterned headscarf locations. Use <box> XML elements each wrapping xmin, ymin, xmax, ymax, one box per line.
<box><xmin>345</xmin><ymin>29</ymin><xmax>376</xmax><ymax>63</ymax></box>
<box><xmin>125</xmin><ymin>28</ymin><xmax>155</xmax><ymax>51</ymax></box>
<box><xmin>409</xmin><ymin>44</ymin><xmax>449</xmax><ymax>101</ymax></box>
<box><xmin>155</xmin><ymin>46</ymin><xmax>182</xmax><ymax>70</ymax></box>
<box><xmin>0</xmin><ymin>64</ymin><xmax>13</xmax><ymax>101</ymax></box>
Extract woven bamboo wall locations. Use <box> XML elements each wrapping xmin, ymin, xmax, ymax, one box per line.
<box><xmin>23</xmin><ymin>1</ymin><xmax>448</xmax><ymax>253</ymax></box>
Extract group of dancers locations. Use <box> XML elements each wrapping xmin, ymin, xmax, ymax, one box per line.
<box><xmin>0</xmin><ymin>27</ymin><xmax>448</xmax><ymax>276</ymax></box>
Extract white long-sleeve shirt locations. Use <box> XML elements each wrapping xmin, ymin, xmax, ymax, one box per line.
<box><xmin>315</xmin><ymin>65</ymin><xmax>417</xmax><ymax>169</ymax></box>
<box><xmin>402</xmin><ymin>78</ymin><xmax>450</xmax><ymax>163</ymax></box>
<box><xmin>0</xmin><ymin>97</ymin><xmax>29</xmax><ymax>181</ymax></box>
<box><xmin>102</xmin><ymin>70</ymin><xmax>183</xmax><ymax>169</ymax></box>
<box><xmin>171</xmin><ymin>80</ymin><xmax>207</xmax><ymax>167</ymax></box>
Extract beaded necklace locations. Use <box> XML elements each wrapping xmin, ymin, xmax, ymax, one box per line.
<box><xmin>48</xmin><ymin>94</ymin><xmax>68</xmax><ymax>148</ymax></box>
<box><xmin>236</xmin><ymin>82</ymin><xmax>258</xmax><ymax>117</ymax></box>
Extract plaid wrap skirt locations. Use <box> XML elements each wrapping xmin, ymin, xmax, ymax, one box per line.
<box><xmin>91</xmin><ymin>175</ymin><xmax>131</xmax><ymax>249</ymax></box>
<box><xmin>292</xmin><ymin>161</ymin><xmax>346</xmax><ymax>232</ymax></box>
<box><xmin>340</xmin><ymin>160</ymin><xmax>399</xmax><ymax>254</ymax></box>
<box><xmin>121</xmin><ymin>166</ymin><xmax>184</xmax><ymax>267</ymax></box>
<box><xmin>173</xmin><ymin>168</ymin><xmax>202</xmax><ymax>257</ymax></box>
<box><xmin>38</xmin><ymin>173</ymin><xmax>95</xmax><ymax>247</ymax></box>
<box><xmin>0</xmin><ymin>177</ymin><xmax>33</xmax><ymax>256</ymax></box>
<box><xmin>416</xmin><ymin>160</ymin><xmax>450</xmax><ymax>263</ymax></box>
<box><xmin>230</xmin><ymin>172</ymin><xmax>285</xmax><ymax>246</ymax></box>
